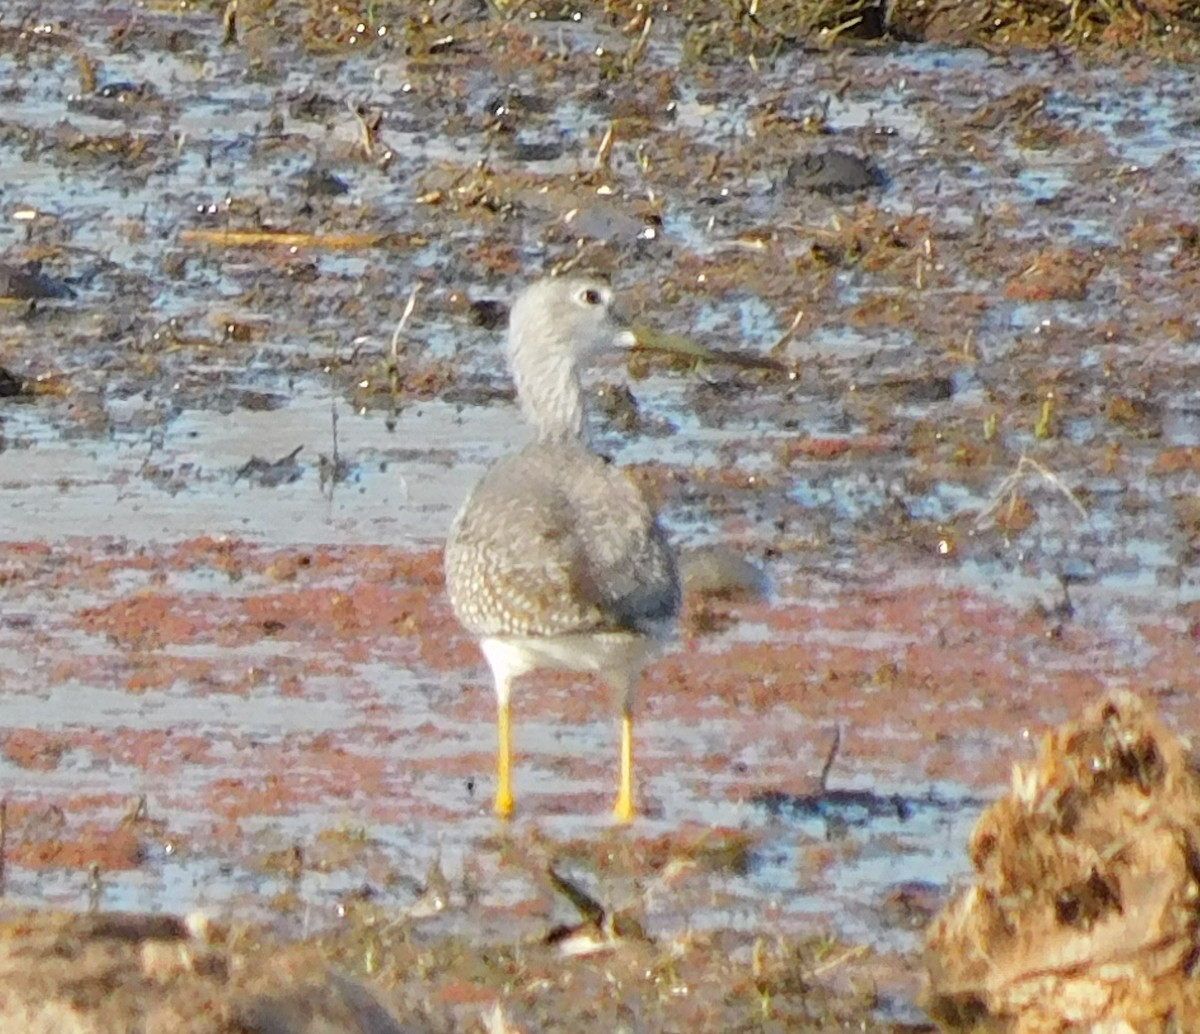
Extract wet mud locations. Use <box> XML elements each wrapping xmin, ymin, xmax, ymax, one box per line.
<box><xmin>1</xmin><ymin>2</ymin><xmax>1199</xmax><ymax>1029</ymax></box>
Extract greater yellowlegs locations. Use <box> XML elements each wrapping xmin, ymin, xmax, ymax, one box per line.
<box><xmin>445</xmin><ymin>277</ymin><xmax>679</xmax><ymax>822</ymax></box>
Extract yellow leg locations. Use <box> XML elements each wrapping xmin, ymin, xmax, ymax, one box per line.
<box><xmin>495</xmin><ymin>697</ymin><xmax>515</xmax><ymax>819</ymax></box>
<box><xmin>613</xmin><ymin>707</ymin><xmax>636</xmax><ymax>823</ymax></box>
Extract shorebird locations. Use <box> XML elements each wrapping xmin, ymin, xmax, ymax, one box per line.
<box><xmin>444</xmin><ymin>277</ymin><xmax>679</xmax><ymax>822</ymax></box>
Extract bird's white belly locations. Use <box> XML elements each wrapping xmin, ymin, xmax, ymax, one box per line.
<box><xmin>480</xmin><ymin>631</ymin><xmax>658</xmax><ymax>682</ymax></box>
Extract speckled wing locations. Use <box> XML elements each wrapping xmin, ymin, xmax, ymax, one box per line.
<box><xmin>445</xmin><ymin>442</ymin><xmax>679</xmax><ymax>640</ymax></box>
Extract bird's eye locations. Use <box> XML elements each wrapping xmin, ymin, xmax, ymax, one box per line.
<box><xmin>580</xmin><ymin>287</ymin><xmax>603</xmax><ymax>306</ymax></box>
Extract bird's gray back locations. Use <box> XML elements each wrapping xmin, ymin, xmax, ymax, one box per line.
<box><xmin>445</xmin><ymin>441</ymin><xmax>679</xmax><ymax>640</ymax></box>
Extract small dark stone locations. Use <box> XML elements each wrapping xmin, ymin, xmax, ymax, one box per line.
<box><xmin>97</xmin><ymin>81</ymin><xmax>154</xmax><ymax>101</ymax></box>
<box><xmin>470</xmin><ymin>299</ymin><xmax>508</xmax><ymax>330</ymax></box>
<box><xmin>593</xmin><ymin>382</ymin><xmax>642</xmax><ymax>435</ymax></box>
<box><xmin>482</xmin><ymin>90</ymin><xmax>555</xmax><ymax>118</ymax></box>
<box><xmin>0</xmin><ymin>366</ymin><xmax>27</xmax><ymax>397</ymax></box>
<box><xmin>235</xmin><ymin>446</ymin><xmax>305</xmax><ymax>488</ymax></box>
<box><xmin>296</xmin><ymin>168</ymin><xmax>351</xmax><ymax>197</ymax></box>
<box><xmin>878</xmin><ymin>882</ymin><xmax>944</xmax><ymax>929</ymax></box>
<box><xmin>237</xmin><ymin>392</ymin><xmax>288</xmax><ymax>412</ymax></box>
<box><xmin>286</xmin><ymin>262</ymin><xmax>321</xmax><ymax>283</ymax></box>
<box><xmin>164</xmin><ymin>28</ymin><xmax>201</xmax><ymax>53</ymax></box>
<box><xmin>785</xmin><ymin>149</ymin><xmax>884</xmax><ymax>195</ymax></box>
<box><xmin>878</xmin><ymin>375</ymin><xmax>955</xmax><ymax>404</ymax></box>
<box><xmin>162</xmin><ymin>252</ymin><xmax>188</xmax><ymax>280</ymax></box>
<box><xmin>0</xmin><ymin>262</ymin><xmax>76</xmax><ymax>301</ymax></box>
<box><xmin>510</xmin><ymin>139</ymin><xmax>564</xmax><ymax>162</ymax></box>
<box><xmin>67</xmin><ymin>81</ymin><xmax>163</xmax><ymax>120</ymax></box>
<box><xmin>287</xmin><ymin>91</ymin><xmax>341</xmax><ymax>122</ymax></box>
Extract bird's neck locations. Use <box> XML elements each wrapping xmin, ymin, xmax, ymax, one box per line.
<box><xmin>512</xmin><ymin>350</ymin><xmax>589</xmax><ymax>445</ymax></box>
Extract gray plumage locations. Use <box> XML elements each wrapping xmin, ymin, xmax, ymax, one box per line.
<box><xmin>446</xmin><ymin>440</ymin><xmax>678</xmax><ymax>641</ymax></box>
<box><xmin>445</xmin><ymin>278</ymin><xmax>680</xmax><ymax>650</ymax></box>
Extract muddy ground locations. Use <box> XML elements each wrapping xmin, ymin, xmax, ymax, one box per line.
<box><xmin>0</xmin><ymin>1</ymin><xmax>1199</xmax><ymax>1030</ymax></box>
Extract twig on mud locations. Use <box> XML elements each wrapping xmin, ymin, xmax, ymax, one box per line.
<box><xmin>120</xmin><ymin>795</ymin><xmax>149</xmax><ymax>827</ymax></box>
<box><xmin>390</xmin><ymin>285</ymin><xmax>421</xmax><ymax>363</ymax></box>
<box><xmin>318</xmin><ymin>401</ymin><xmax>351</xmax><ymax>500</ymax></box>
<box><xmin>974</xmin><ymin>454</ymin><xmax>1089</xmax><ymax>532</ymax></box>
<box><xmin>768</xmin><ymin>306</ymin><xmax>805</xmax><ymax>359</ymax></box>
<box><xmin>551</xmin><ymin>244</ymin><xmax>602</xmax><ymax>277</ymax></box>
<box><xmin>349</xmin><ymin>100</ymin><xmax>381</xmax><ymax>159</ymax></box>
<box><xmin>87</xmin><ymin>863</ymin><xmax>102</xmax><ymax>913</ymax></box>
<box><xmin>72</xmin><ymin>46</ymin><xmax>97</xmax><ymax>94</ymax></box>
<box><xmin>221</xmin><ymin>0</ymin><xmax>237</xmax><ymax>45</ymax></box>
<box><xmin>593</xmin><ymin>122</ymin><xmax>615</xmax><ymax>172</ymax></box>
<box><xmin>0</xmin><ymin>799</ymin><xmax>7</xmax><ymax>897</ymax></box>
<box><xmin>809</xmin><ymin>943</ymin><xmax>869</xmax><ymax>977</ymax></box>
<box><xmin>180</xmin><ymin>227</ymin><xmax>387</xmax><ymax>249</ymax></box>
<box><xmin>381</xmin><ymin>284</ymin><xmax>422</xmax><ymax>431</ymax></box>
<box><xmin>819</xmin><ymin>726</ymin><xmax>841</xmax><ymax>793</ymax></box>
<box><xmin>547</xmin><ymin>867</ymin><xmax>605</xmax><ymax>926</ymax></box>
<box><xmin>623</xmin><ymin>13</ymin><xmax>653</xmax><ymax>73</ymax></box>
